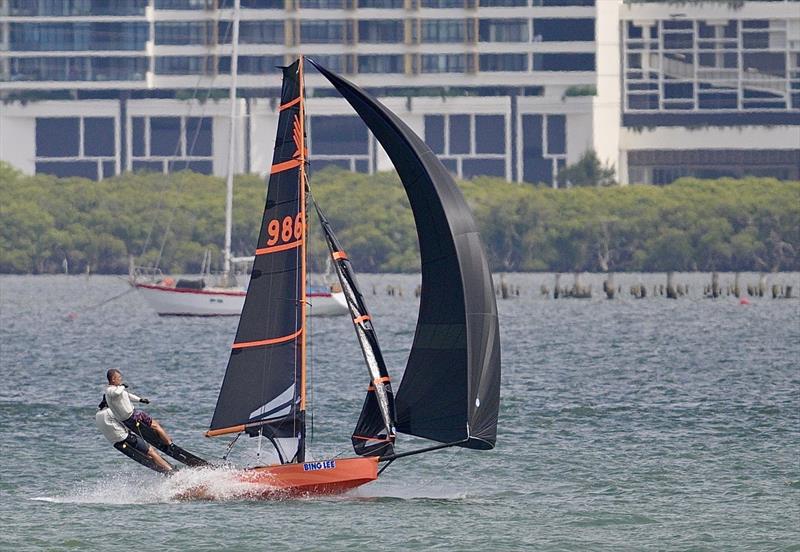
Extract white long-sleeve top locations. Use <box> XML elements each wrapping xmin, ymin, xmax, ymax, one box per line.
<box><xmin>95</xmin><ymin>407</ymin><xmax>128</xmax><ymax>444</ymax></box>
<box><xmin>104</xmin><ymin>384</ymin><xmax>141</xmax><ymax>422</ymax></box>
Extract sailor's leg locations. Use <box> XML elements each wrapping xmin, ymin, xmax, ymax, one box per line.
<box><xmin>146</xmin><ymin>445</ymin><xmax>174</xmax><ymax>472</ymax></box>
<box><xmin>150</xmin><ymin>419</ymin><xmax>173</xmax><ymax>446</ymax></box>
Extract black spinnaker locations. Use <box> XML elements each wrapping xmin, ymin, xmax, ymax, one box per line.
<box><xmin>310</xmin><ymin>59</ymin><xmax>501</xmax><ymax>452</ymax></box>
<box><xmin>207</xmin><ymin>59</ymin><xmax>308</xmax><ymax>464</ymax></box>
<box><xmin>315</xmin><ymin>204</ymin><xmax>396</xmax><ymax>458</ymax></box>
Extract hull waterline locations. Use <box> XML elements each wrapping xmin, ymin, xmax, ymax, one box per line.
<box><xmin>178</xmin><ymin>456</ymin><xmax>379</xmax><ymax>500</ymax></box>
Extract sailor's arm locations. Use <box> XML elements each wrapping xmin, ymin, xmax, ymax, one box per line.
<box><xmin>128</xmin><ymin>391</ymin><xmax>142</xmax><ymax>402</ymax></box>
<box><xmin>105</xmin><ymin>385</ymin><xmax>125</xmax><ymax>397</ymax></box>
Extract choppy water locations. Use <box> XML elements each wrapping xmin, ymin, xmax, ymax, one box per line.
<box><xmin>1</xmin><ymin>273</ymin><xmax>798</xmax><ymax>551</ymax></box>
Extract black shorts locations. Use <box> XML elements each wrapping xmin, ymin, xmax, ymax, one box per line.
<box><xmin>121</xmin><ymin>432</ymin><xmax>150</xmax><ymax>455</ymax></box>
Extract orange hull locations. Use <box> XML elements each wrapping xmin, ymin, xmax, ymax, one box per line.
<box><xmin>237</xmin><ymin>456</ymin><xmax>379</xmax><ymax>498</ymax></box>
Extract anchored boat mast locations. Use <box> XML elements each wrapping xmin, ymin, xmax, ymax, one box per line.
<box><xmin>222</xmin><ymin>0</ymin><xmax>240</xmax><ymax>286</ymax></box>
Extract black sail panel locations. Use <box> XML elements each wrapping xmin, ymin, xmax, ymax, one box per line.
<box><xmin>310</xmin><ymin>60</ymin><xmax>501</xmax><ymax>450</ymax></box>
<box><xmin>208</xmin><ymin>60</ymin><xmax>308</xmax><ymax>462</ymax></box>
<box><xmin>315</xmin><ymin>204</ymin><xmax>396</xmax><ymax>457</ymax></box>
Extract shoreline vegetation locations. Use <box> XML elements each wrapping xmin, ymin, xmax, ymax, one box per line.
<box><xmin>1</xmin><ymin>162</ymin><xmax>798</xmax><ymax>275</ymax></box>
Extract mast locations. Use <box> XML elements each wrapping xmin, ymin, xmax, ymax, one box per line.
<box><xmin>298</xmin><ymin>56</ymin><xmax>308</xmax><ymax>461</ymax></box>
<box><xmin>222</xmin><ymin>0</ymin><xmax>240</xmax><ymax>285</ymax></box>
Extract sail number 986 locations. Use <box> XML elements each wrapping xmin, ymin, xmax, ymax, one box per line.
<box><xmin>266</xmin><ymin>214</ymin><xmax>303</xmax><ymax>246</ymax></box>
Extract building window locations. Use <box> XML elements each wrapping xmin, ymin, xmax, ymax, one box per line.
<box><xmin>36</xmin><ymin>161</ymin><xmax>99</xmax><ymax>180</ymax></box>
<box><xmin>219</xmin><ymin>21</ymin><xmax>284</xmax><ymax>44</ymax></box>
<box><xmin>480</xmin><ymin>0</ymin><xmax>527</xmax><ymax>6</ymax></box>
<box><xmin>533</xmin><ymin>0</ymin><xmax>594</xmax><ymax>5</ymax></box>
<box><xmin>155</xmin><ymin>56</ymin><xmax>211</xmax><ymax>75</ymax></box>
<box><xmin>219</xmin><ymin>55</ymin><xmax>284</xmax><ymax>74</ymax></box>
<box><xmin>300</xmin><ymin>20</ymin><xmax>346</xmax><ymax>43</ymax></box>
<box><xmin>425</xmin><ymin>115</ymin><xmax>445</xmax><ymax>154</ymax></box>
<box><xmin>299</xmin><ymin>0</ymin><xmax>345</xmax><ymax>7</ymax></box>
<box><xmin>421</xmin><ymin>54</ymin><xmax>467</xmax><ymax>73</ymax></box>
<box><xmin>479</xmin><ymin>53</ymin><xmax>528</xmax><ymax>72</ymax></box>
<box><xmin>479</xmin><ymin>19</ymin><xmax>528</xmax><ymax>42</ymax></box>
<box><xmin>421</xmin><ymin>19</ymin><xmax>466</xmax><ymax>43</ymax></box>
<box><xmin>37</xmin><ymin>118</ymin><xmax>80</xmax><ymax>157</ymax></box>
<box><xmin>533</xmin><ymin>18</ymin><xmax>594</xmax><ymax>42</ymax></box>
<box><xmin>358</xmin><ymin>20</ymin><xmax>404</xmax><ymax>43</ymax></box>
<box><xmin>449</xmin><ymin>115</ymin><xmax>471</xmax><ymax>154</ymax></box>
<box><xmin>308</xmin><ymin>54</ymin><xmax>346</xmax><ymax>73</ymax></box>
<box><xmin>475</xmin><ymin>115</ymin><xmax>505</xmax><ymax>154</ymax></box>
<box><xmin>155</xmin><ymin>22</ymin><xmax>210</xmax><ymax>45</ymax></box>
<box><xmin>533</xmin><ymin>53</ymin><xmax>595</xmax><ymax>71</ymax></box>
<box><xmin>359</xmin><ymin>0</ymin><xmax>404</xmax><ymax>6</ymax></box>
<box><xmin>186</xmin><ymin>117</ymin><xmax>212</xmax><ymax>157</ymax></box>
<box><xmin>420</xmin><ymin>0</ymin><xmax>464</xmax><ymax>7</ymax></box>
<box><xmin>546</xmin><ymin>115</ymin><xmax>565</xmax><ymax>155</ymax></box>
<box><xmin>84</xmin><ymin>118</ymin><xmax>115</xmax><ymax>157</ymax></box>
<box><xmin>150</xmin><ymin>117</ymin><xmax>181</xmax><ymax>157</ymax></box>
<box><xmin>462</xmin><ymin>158</ymin><xmax>505</xmax><ymax>179</ymax></box>
<box><xmin>310</xmin><ymin>116</ymin><xmax>368</xmax><ymax>155</ymax></box>
<box><xmin>358</xmin><ymin>55</ymin><xmax>404</xmax><ymax>74</ymax></box>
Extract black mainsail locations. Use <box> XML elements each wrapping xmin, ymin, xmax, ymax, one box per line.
<box><xmin>207</xmin><ymin>59</ymin><xmax>309</xmax><ymax>463</ymax></box>
<box><xmin>310</xmin><ymin>60</ymin><xmax>501</xmax><ymax>451</ymax></box>
<box><xmin>315</xmin><ymin>204</ymin><xmax>396</xmax><ymax>458</ymax></box>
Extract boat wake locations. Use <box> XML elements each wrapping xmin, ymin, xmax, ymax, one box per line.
<box><xmin>30</xmin><ymin>466</ymin><xmax>287</xmax><ymax>504</ymax></box>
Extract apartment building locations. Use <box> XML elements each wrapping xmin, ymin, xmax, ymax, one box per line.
<box><xmin>0</xmin><ymin>0</ymin><xmax>599</xmax><ymax>186</ymax></box>
<box><xmin>616</xmin><ymin>0</ymin><xmax>800</xmax><ymax>184</ymax></box>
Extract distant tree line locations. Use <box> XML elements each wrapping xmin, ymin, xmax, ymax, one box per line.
<box><xmin>0</xmin><ymin>162</ymin><xmax>798</xmax><ymax>274</ymax></box>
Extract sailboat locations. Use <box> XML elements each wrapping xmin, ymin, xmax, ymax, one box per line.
<box><xmin>131</xmin><ymin>0</ymin><xmax>347</xmax><ymax>318</ymax></box>
<box><xmin>186</xmin><ymin>56</ymin><xmax>501</xmax><ymax>498</ymax></box>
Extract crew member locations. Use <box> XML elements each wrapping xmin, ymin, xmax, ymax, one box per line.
<box><xmin>95</xmin><ymin>398</ymin><xmax>173</xmax><ymax>473</ymax></box>
<box><xmin>104</xmin><ymin>368</ymin><xmax>174</xmax><ymax>449</ymax></box>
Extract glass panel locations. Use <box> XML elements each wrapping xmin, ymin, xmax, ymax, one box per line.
<box><xmin>84</xmin><ymin>118</ymin><xmax>115</xmax><ymax>157</ymax></box>
<box><xmin>155</xmin><ymin>22</ymin><xmax>209</xmax><ymax>45</ymax></box>
<box><xmin>421</xmin><ymin>19</ymin><xmax>466</xmax><ymax>43</ymax></box>
<box><xmin>421</xmin><ymin>54</ymin><xmax>467</xmax><ymax>73</ymax></box>
<box><xmin>311</xmin><ymin>116</ymin><xmax>368</xmax><ymax>155</ymax></box>
<box><xmin>355</xmin><ymin>159</ymin><xmax>369</xmax><ymax>173</ymax></box>
<box><xmin>36</xmin><ymin>118</ymin><xmax>79</xmax><ymax>157</ymax></box>
<box><xmin>533</xmin><ymin>18</ymin><xmax>594</xmax><ymax>42</ymax></box>
<box><xmin>150</xmin><ymin>117</ymin><xmax>181</xmax><ymax>157</ymax></box>
<box><xmin>475</xmin><ymin>115</ymin><xmax>504</xmax><ymax>154</ymax></box>
<box><xmin>440</xmin><ymin>158</ymin><xmax>458</xmax><ymax>174</ymax></box>
<box><xmin>425</xmin><ymin>115</ymin><xmax>445</xmax><ymax>154</ymax></box>
<box><xmin>546</xmin><ymin>115</ymin><xmax>565</xmax><ymax>155</ymax></box>
<box><xmin>102</xmin><ymin>161</ymin><xmax>116</xmax><ymax>179</ymax></box>
<box><xmin>524</xmin><ymin>158</ymin><xmax>552</xmax><ymax>186</ymax></box>
<box><xmin>358</xmin><ymin>55</ymin><xmax>404</xmax><ymax>73</ymax></box>
<box><xmin>358</xmin><ymin>20</ymin><xmax>404</xmax><ymax>43</ymax></box>
<box><xmin>170</xmin><ymin>160</ymin><xmax>213</xmax><ymax>174</ymax></box>
<box><xmin>462</xmin><ymin>158</ymin><xmax>505</xmax><ymax>179</ymax></box>
<box><xmin>521</xmin><ymin>114</ymin><xmax>543</xmax><ymax>159</ymax></box>
<box><xmin>479</xmin><ymin>19</ymin><xmax>528</xmax><ymax>42</ymax></box>
<box><xmin>449</xmin><ymin>115</ymin><xmax>470</xmax><ymax>154</ymax></box>
<box><xmin>36</xmin><ymin>161</ymin><xmax>98</xmax><ymax>180</ymax></box>
<box><xmin>186</xmin><ymin>117</ymin><xmax>212</xmax><ymax>157</ymax></box>
<box><xmin>132</xmin><ymin>117</ymin><xmax>145</xmax><ymax>157</ymax></box>
<box><xmin>479</xmin><ymin>53</ymin><xmax>528</xmax><ymax>72</ymax></box>
<box><xmin>133</xmin><ymin>160</ymin><xmax>164</xmax><ymax>173</ymax></box>
<box><xmin>533</xmin><ymin>53</ymin><xmax>595</xmax><ymax>71</ymax></box>
<box><xmin>300</xmin><ymin>20</ymin><xmax>346</xmax><ymax>43</ymax></box>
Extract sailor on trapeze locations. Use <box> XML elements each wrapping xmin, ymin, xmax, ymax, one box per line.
<box><xmin>95</xmin><ymin>397</ymin><xmax>174</xmax><ymax>473</ymax></box>
<box><xmin>99</xmin><ymin>368</ymin><xmax>209</xmax><ymax>471</ymax></box>
<box><xmin>104</xmin><ymin>368</ymin><xmax>176</xmax><ymax>450</ymax></box>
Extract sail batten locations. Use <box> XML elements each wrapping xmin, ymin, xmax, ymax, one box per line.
<box><xmin>310</xmin><ymin>59</ymin><xmax>501</xmax><ymax>451</ymax></box>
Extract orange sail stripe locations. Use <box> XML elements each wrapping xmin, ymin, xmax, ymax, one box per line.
<box><xmin>332</xmin><ymin>251</ymin><xmax>348</xmax><ymax>261</ymax></box>
<box><xmin>232</xmin><ymin>328</ymin><xmax>303</xmax><ymax>350</ymax></box>
<box><xmin>271</xmin><ymin>158</ymin><xmax>302</xmax><ymax>174</ymax></box>
<box><xmin>255</xmin><ymin>239</ymin><xmax>302</xmax><ymax>256</ymax></box>
<box><xmin>279</xmin><ymin>96</ymin><xmax>301</xmax><ymax>111</ymax></box>
<box><xmin>373</xmin><ymin>376</ymin><xmax>391</xmax><ymax>385</ymax></box>
<box><xmin>353</xmin><ymin>315</ymin><xmax>371</xmax><ymax>325</ymax></box>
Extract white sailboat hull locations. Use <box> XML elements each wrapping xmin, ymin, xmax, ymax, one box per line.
<box><xmin>134</xmin><ymin>283</ymin><xmax>348</xmax><ymax>317</ymax></box>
